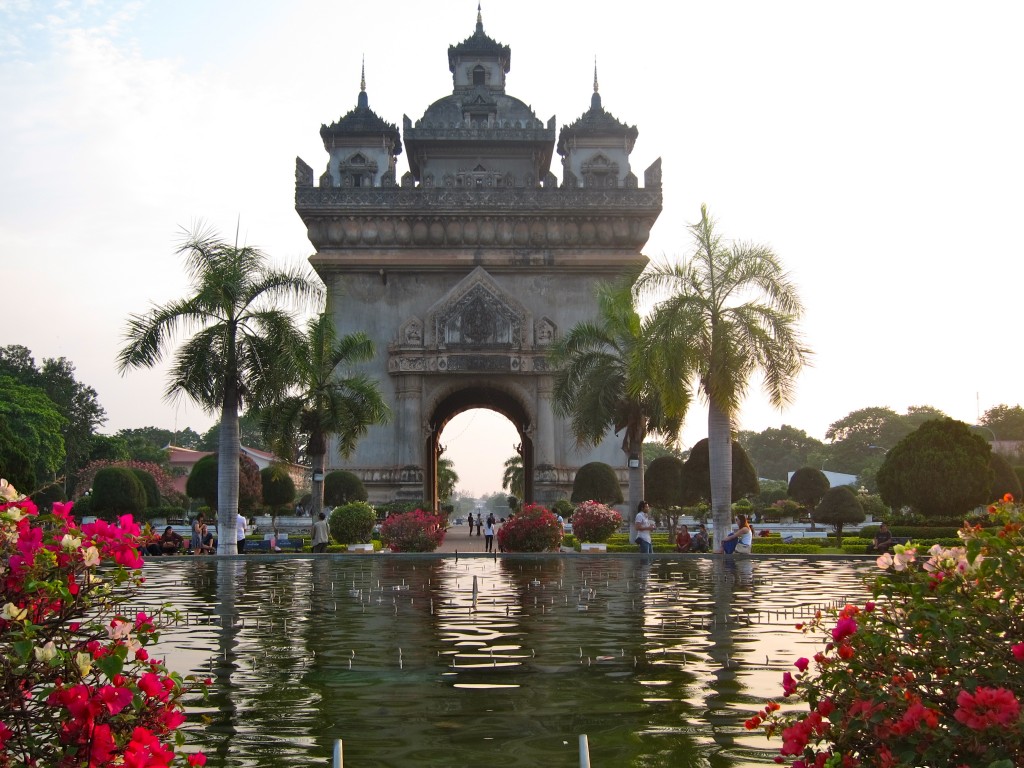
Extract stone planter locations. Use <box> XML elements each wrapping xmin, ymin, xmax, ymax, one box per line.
<box><xmin>347</xmin><ymin>543</ymin><xmax>375</xmax><ymax>553</ymax></box>
<box><xmin>580</xmin><ymin>543</ymin><xmax>607</xmax><ymax>553</ymax></box>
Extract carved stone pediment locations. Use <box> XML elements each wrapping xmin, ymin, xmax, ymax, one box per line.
<box><xmin>535</xmin><ymin>317</ymin><xmax>556</xmax><ymax>346</ymax></box>
<box><xmin>426</xmin><ymin>267</ymin><xmax>530</xmax><ymax>350</ymax></box>
<box><xmin>398</xmin><ymin>317</ymin><xmax>424</xmax><ymax>347</ymax></box>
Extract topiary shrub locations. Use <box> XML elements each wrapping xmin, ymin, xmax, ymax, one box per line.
<box><xmin>185</xmin><ymin>453</ymin><xmax>263</xmax><ymax>512</ymax></box>
<box><xmin>380</xmin><ymin>509</ymin><xmax>446</xmax><ymax>552</ymax></box>
<box><xmin>90</xmin><ymin>466</ymin><xmax>146</xmax><ymax>520</ymax></box>
<box><xmin>570</xmin><ymin>462</ymin><xmax>624</xmax><ymax>505</ymax></box>
<box><xmin>323</xmin><ymin>470</ymin><xmax>368</xmax><ymax>507</ymax></box>
<box><xmin>552</xmin><ymin>498</ymin><xmax>574</xmax><ymax>518</ymax></box>
<box><xmin>812</xmin><ymin>485</ymin><xmax>865</xmax><ymax>546</ymax></box>
<box><xmin>328</xmin><ymin>501</ymin><xmax>377</xmax><ymax>544</ymax></box>
<box><xmin>497</xmin><ymin>503</ymin><xmax>563</xmax><ymax>552</ymax></box>
<box><xmin>570</xmin><ymin>500</ymin><xmax>622</xmax><ymax>543</ymax></box>
<box><xmin>261</xmin><ymin>464</ymin><xmax>296</xmax><ymax>511</ymax></box>
<box><xmin>645</xmin><ymin>455</ymin><xmax>685</xmax><ymax>510</ymax></box>
<box><xmin>129</xmin><ymin>468</ymin><xmax>161</xmax><ymax>510</ymax></box>
<box><xmin>29</xmin><ymin>482</ymin><xmax>66</xmax><ymax>513</ymax></box>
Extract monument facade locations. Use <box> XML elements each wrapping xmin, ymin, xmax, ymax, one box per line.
<box><xmin>295</xmin><ymin>10</ymin><xmax>662</xmax><ymax>507</ymax></box>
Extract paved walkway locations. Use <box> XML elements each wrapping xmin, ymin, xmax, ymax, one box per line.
<box><xmin>436</xmin><ymin>523</ymin><xmax>500</xmax><ymax>554</ymax></box>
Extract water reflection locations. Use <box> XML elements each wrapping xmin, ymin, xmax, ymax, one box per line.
<box><xmin>142</xmin><ymin>556</ymin><xmax>872</xmax><ymax>767</ymax></box>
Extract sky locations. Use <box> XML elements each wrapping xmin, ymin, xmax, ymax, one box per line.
<box><xmin>3</xmin><ymin>1</ymin><xmax>1023</xmax><ymax>497</ymax></box>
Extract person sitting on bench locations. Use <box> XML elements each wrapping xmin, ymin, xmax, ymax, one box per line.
<box><xmin>869</xmin><ymin>522</ymin><xmax>894</xmax><ymax>554</ymax></box>
<box><xmin>148</xmin><ymin>526</ymin><xmax>184</xmax><ymax>556</ymax></box>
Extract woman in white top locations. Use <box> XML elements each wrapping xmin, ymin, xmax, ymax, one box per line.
<box><xmin>720</xmin><ymin>514</ymin><xmax>753</xmax><ymax>555</ymax></box>
<box><xmin>484</xmin><ymin>515</ymin><xmax>495</xmax><ymax>552</ymax></box>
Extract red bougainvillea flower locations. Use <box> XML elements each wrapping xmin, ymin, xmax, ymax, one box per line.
<box><xmin>953</xmin><ymin>686</ymin><xmax>1021</xmax><ymax>729</ymax></box>
<box><xmin>794</xmin><ymin>657</ymin><xmax>810</xmax><ymax>672</ymax></box>
<box><xmin>1012</xmin><ymin>643</ymin><xmax>1024</xmax><ymax>662</ymax></box>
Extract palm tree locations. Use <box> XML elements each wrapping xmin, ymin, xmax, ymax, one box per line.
<box><xmin>117</xmin><ymin>225</ymin><xmax>321</xmax><ymax>553</ymax></box>
<box><xmin>260</xmin><ymin>313</ymin><xmax>390</xmax><ymax>520</ymax></box>
<box><xmin>636</xmin><ymin>205</ymin><xmax>810</xmax><ymax>550</ymax></box>
<box><xmin>548</xmin><ymin>278</ymin><xmax>687</xmax><ymax>533</ymax></box>
<box><xmin>501</xmin><ymin>454</ymin><xmax>524</xmax><ymax>499</ymax></box>
<box><xmin>437</xmin><ymin>457</ymin><xmax>458</xmax><ymax>504</ymax></box>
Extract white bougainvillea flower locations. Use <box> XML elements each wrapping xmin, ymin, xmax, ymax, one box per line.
<box><xmin>82</xmin><ymin>545</ymin><xmax>100</xmax><ymax>567</ymax></box>
<box><xmin>75</xmin><ymin>652</ymin><xmax>92</xmax><ymax>676</ymax></box>
<box><xmin>2</xmin><ymin>603</ymin><xmax>28</xmax><ymax>621</ymax></box>
<box><xmin>34</xmin><ymin>641</ymin><xmax>57</xmax><ymax>662</ymax></box>
<box><xmin>60</xmin><ymin>534</ymin><xmax>82</xmax><ymax>551</ymax></box>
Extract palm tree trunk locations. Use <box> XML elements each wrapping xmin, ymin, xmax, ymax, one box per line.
<box><xmin>708</xmin><ymin>400</ymin><xmax>733</xmax><ymax>552</ymax></box>
<box><xmin>217</xmin><ymin>393</ymin><xmax>240</xmax><ymax>555</ymax></box>
<box><xmin>625</xmin><ymin>432</ymin><xmax>645</xmax><ymax>543</ymax></box>
<box><xmin>310</xmin><ymin>450</ymin><xmax>326</xmax><ymax>520</ymax></box>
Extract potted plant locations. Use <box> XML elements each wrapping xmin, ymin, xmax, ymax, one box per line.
<box><xmin>570</xmin><ymin>500</ymin><xmax>622</xmax><ymax>552</ymax></box>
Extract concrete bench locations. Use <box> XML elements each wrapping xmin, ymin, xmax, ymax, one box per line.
<box><xmin>780</xmin><ymin>531</ymin><xmax>829</xmax><ymax>543</ymax></box>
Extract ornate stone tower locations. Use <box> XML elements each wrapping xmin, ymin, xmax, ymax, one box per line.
<box><xmin>295</xmin><ymin>10</ymin><xmax>662</xmax><ymax>507</ymax></box>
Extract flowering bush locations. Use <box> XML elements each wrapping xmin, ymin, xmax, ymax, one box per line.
<box><xmin>497</xmin><ymin>504</ymin><xmax>562</xmax><ymax>552</ymax></box>
<box><xmin>750</xmin><ymin>494</ymin><xmax>1024</xmax><ymax>767</ymax></box>
<box><xmin>0</xmin><ymin>479</ymin><xmax>205</xmax><ymax>767</ymax></box>
<box><xmin>380</xmin><ymin>509</ymin><xmax>446</xmax><ymax>552</ymax></box>
<box><xmin>569</xmin><ymin>500</ymin><xmax>621</xmax><ymax>543</ymax></box>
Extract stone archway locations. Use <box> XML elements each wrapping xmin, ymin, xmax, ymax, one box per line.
<box><xmin>425</xmin><ymin>385</ymin><xmax>534</xmax><ymax>512</ymax></box>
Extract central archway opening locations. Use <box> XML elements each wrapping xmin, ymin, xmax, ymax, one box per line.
<box><xmin>426</xmin><ymin>386</ymin><xmax>533</xmax><ymax>512</ymax></box>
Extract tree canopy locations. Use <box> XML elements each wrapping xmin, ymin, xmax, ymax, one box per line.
<box><xmin>0</xmin><ymin>375</ymin><xmax>66</xmax><ymax>487</ymax></box>
<box><xmin>812</xmin><ymin>485</ymin><xmax>865</xmax><ymax>543</ymax></box>
<box><xmin>738</xmin><ymin>425</ymin><xmax>825</xmax><ymax>482</ymax></box>
<box><xmin>980</xmin><ymin>404</ymin><xmax>1024</xmax><ymax>441</ymax></box>
<box><xmin>876</xmin><ymin>418</ymin><xmax>992</xmax><ymax>519</ymax></box>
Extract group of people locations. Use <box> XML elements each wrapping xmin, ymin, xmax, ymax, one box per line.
<box><xmin>465</xmin><ymin>512</ymin><xmax>498</xmax><ymax>552</ymax></box>
<box><xmin>634</xmin><ymin>501</ymin><xmax>752</xmax><ymax>555</ymax></box>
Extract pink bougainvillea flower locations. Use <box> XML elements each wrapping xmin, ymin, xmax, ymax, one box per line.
<box><xmin>794</xmin><ymin>657</ymin><xmax>810</xmax><ymax>672</ymax></box>
<box><xmin>1012</xmin><ymin>643</ymin><xmax>1024</xmax><ymax>661</ymax></box>
<box><xmin>953</xmin><ymin>686</ymin><xmax>1021</xmax><ymax>730</ymax></box>
<box><xmin>831</xmin><ymin>617</ymin><xmax>857</xmax><ymax>642</ymax></box>
<box><xmin>187</xmin><ymin>753</ymin><xmax>208</xmax><ymax>766</ymax></box>
<box><xmin>782</xmin><ymin>671</ymin><xmax>798</xmax><ymax>697</ymax></box>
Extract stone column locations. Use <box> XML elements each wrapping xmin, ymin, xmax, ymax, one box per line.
<box><xmin>395</xmin><ymin>375</ymin><xmax>422</xmax><ymax>467</ymax></box>
<box><xmin>534</xmin><ymin>376</ymin><xmax>556</xmax><ymax>467</ymax></box>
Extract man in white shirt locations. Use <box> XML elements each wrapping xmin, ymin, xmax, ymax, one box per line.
<box><xmin>634</xmin><ymin>501</ymin><xmax>655</xmax><ymax>554</ymax></box>
<box><xmin>236</xmin><ymin>512</ymin><xmax>247</xmax><ymax>554</ymax></box>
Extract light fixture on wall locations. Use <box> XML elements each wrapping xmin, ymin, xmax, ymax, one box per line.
<box><xmin>628</xmin><ymin>455</ymin><xmax>640</xmax><ymax>469</ymax></box>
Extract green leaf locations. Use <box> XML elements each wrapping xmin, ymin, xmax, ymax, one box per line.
<box><xmin>95</xmin><ymin>654</ymin><xmax>124</xmax><ymax>679</ymax></box>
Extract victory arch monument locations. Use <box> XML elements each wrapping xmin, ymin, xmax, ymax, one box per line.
<box><xmin>294</xmin><ymin>11</ymin><xmax>663</xmax><ymax>509</ymax></box>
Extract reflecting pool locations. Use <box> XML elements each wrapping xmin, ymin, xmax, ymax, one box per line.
<box><xmin>140</xmin><ymin>556</ymin><xmax>874</xmax><ymax>767</ymax></box>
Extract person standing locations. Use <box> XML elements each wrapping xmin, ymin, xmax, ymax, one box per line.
<box><xmin>236</xmin><ymin>512</ymin><xmax>247</xmax><ymax>554</ymax></box>
<box><xmin>635</xmin><ymin>501</ymin><xmax>655</xmax><ymax>554</ymax></box>
<box><xmin>312</xmin><ymin>512</ymin><xmax>330</xmax><ymax>553</ymax></box>
<box><xmin>476</xmin><ymin>513</ymin><xmax>483</xmax><ymax>536</ymax></box>
<box><xmin>484</xmin><ymin>514</ymin><xmax>495</xmax><ymax>553</ymax></box>
<box><xmin>190</xmin><ymin>514</ymin><xmax>204</xmax><ymax>555</ymax></box>
<box><xmin>467</xmin><ymin>513</ymin><xmax>474</xmax><ymax>535</ymax></box>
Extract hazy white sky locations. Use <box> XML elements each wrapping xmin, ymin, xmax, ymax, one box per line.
<box><xmin>3</xmin><ymin>1</ymin><xmax>1022</xmax><ymax>497</ymax></box>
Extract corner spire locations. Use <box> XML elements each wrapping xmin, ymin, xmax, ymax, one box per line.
<box><xmin>361</xmin><ymin>55</ymin><xmax>366</xmax><ymax>93</ymax></box>
<box><xmin>477</xmin><ymin>2</ymin><xmax>483</xmax><ymax>33</ymax></box>
<box><xmin>593</xmin><ymin>56</ymin><xmax>599</xmax><ymax>93</ymax></box>
<box><xmin>591</xmin><ymin>56</ymin><xmax>602</xmax><ymax>110</ymax></box>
